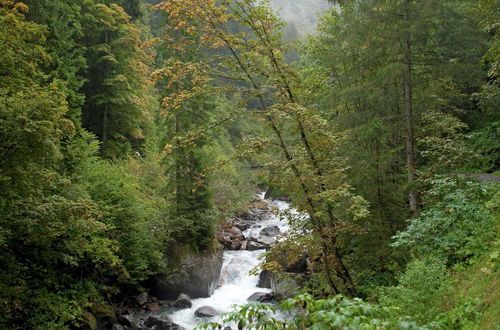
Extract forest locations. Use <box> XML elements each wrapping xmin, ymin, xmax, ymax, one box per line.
<box><xmin>0</xmin><ymin>0</ymin><xmax>498</xmax><ymax>329</ymax></box>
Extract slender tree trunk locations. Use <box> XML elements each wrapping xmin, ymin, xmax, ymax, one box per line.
<box><xmin>101</xmin><ymin>105</ymin><xmax>108</xmax><ymax>155</ymax></box>
<box><xmin>402</xmin><ymin>0</ymin><xmax>418</xmax><ymax>217</ymax></box>
<box><xmin>175</xmin><ymin>112</ymin><xmax>180</xmax><ymax>213</ymax></box>
<box><xmin>101</xmin><ymin>30</ymin><xmax>109</xmax><ymax>156</ymax></box>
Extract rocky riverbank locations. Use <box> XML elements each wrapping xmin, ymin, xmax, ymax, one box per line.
<box><xmin>94</xmin><ymin>194</ymin><xmax>291</xmax><ymax>330</ymax></box>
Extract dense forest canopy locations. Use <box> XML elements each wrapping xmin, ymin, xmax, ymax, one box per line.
<box><xmin>0</xmin><ymin>0</ymin><xmax>498</xmax><ymax>329</ymax></box>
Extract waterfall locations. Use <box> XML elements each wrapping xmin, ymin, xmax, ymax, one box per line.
<box><xmin>167</xmin><ymin>194</ymin><xmax>291</xmax><ymax>329</ymax></box>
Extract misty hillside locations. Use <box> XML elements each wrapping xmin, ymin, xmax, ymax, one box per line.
<box><xmin>268</xmin><ymin>0</ymin><xmax>331</xmax><ymax>37</ymax></box>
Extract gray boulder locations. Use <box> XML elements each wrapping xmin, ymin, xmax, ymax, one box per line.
<box><xmin>195</xmin><ymin>306</ymin><xmax>219</xmax><ymax>318</ymax></box>
<box><xmin>118</xmin><ymin>314</ymin><xmax>135</xmax><ymax>328</ymax></box>
<box><xmin>175</xmin><ymin>293</ymin><xmax>192</xmax><ymax>308</ymax></box>
<box><xmin>152</xmin><ymin>248</ymin><xmax>224</xmax><ymax>299</ymax></box>
<box><xmin>136</xmin><ymin>292</ymin><xmax>149</xmax><ymax>306</ymax></box>
<box><xmin>143</xmin><ymin>315</ymin><xmax>185</xmax><ymax>330</ymax></box>
<box><xmin>271</xmin><ymin>273</ymin><xmax>300</xmax><ymax>298</ymax></box>
<box><xmin>232</xmin><ymin>218</ymin><xmax>253</xmax><ymax>231</ymax></box>
<box><xmin>247</xmin><ymin>241</ymin><xmax>267</xmax><ymax>251</ymax></box>
<box><xmin>230</xmin><ymin>226</ymin><xmax>243</xmax><ymax>237</ymax></box>
<box><xmin>247</xmin><ymin>292</ymin><xmax>273</xmax><ymax>302</ymax></box>
<box><xmin>257</xmin><ymin>270</ymin><xmax>272</xmax><ymax>288</ymax></box>
<box><xmin>259</xmin><ymin>226</ymin><xmax>280</xmax><ymax>237</ymax></box>
<box><xmin>254</xmin><ymin>235</ymin><xmax>275</xmax><ymax>246</ymax></box>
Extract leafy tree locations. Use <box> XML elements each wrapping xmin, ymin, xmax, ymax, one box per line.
<box><xmin>393</xmin><ymin>177</ymin><xmax>497</xmax><ymax>264</ymax></box>
<box><xmin>155</xmin><ymin>0</ymin><xmax>369</xmax><ymax>295</ymax></box>
<box><xmin>306</xmin><ymin>0</ymin><xmax>492</xmax><ymax>291</ymax></box>
<box><xmin>0</xmin><ymin>2</ymin><xmax>122</xmax><ymax>327</ymax></box>
<box><xmin>379</xmin><ymin>257</ymin><xmax>451</xmax><ymax>326</ymax></box>
<box><xmin>23</xmin><ymin>0</ymin><xmax>90</xmax><ymax>124</ymax></box>
<box><xmin>81</xmin><ymin>2</ymin><xmax>150</xmax><ymax>158</ymax></box>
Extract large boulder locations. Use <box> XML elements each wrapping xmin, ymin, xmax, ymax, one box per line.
<box><xmin>136</xmin><ymin>292</ymin><xmax>149</xmax><ymax>306</ymax></box>
<box><xmin>217</xmin><ymin>224</ymin><xmax>245</xmax><ymax>250</ymax></box>
<box><xmin>270</xmin><ymin>273</ymin><xmax>301</xmax><ymax>298</ymax></box>
<box><xmin>195</xmin><ymin>306</ymin><xmax>219</xmax><ymax>318</ymax></box>
<box><xmin>247</xmin><ymin>292</ymin><xmax>273</xmax><ymax>302</ymax></box>
<box><xmin>232</xmin><ymin>218</ymin><xmax>254</xmax><ymax>231</ymax></box>
<box><xmin>257</xmin><ymin>270</ymin><xmax>272</xmax><ymax>289</ymax></box>
<box><xmin>118</xmin><ymin>314</ymin><xmax>135</xmax><ymax>328</ymax></box>
<box><xmin>230</xmin><ymin>226</ymin><xmax>243</xmax><ymax>237</ymax></box>
<box><xmin>143</xmin><ymin>315</ymin><xmax>185</xmax><ymax>330</ymax></box>
<box><xmin>174</xmin><ymin>293</ymin><xmax>192</xmax><ymax>308</ymax></box>
<box><xmin>253</xmin><ymin>235</ymin><xmax>275</xmax><ymax>247</ymax></box>
<box><xmin>259</xmin><ymin>226</ymin><xmax>281</xmax><ymax>237</ymax></box>
<box><xmin>152</xmin><ymin>248</ymin><xmax>224</xmax><ymax>299</ymax></box>
<box><xmin>247</xmin><ymin>241</ymin><xmax>267</xmax><ymax>251</ymax></box>
<box><xmin>238</xmin><ymin>201</ymin><xmax>274</xmax><ymax>221</ymax></box>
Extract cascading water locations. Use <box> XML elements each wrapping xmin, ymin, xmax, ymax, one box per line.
<box><xmin>167</xmin><ymin>193</ymin><xmax>291</xmax><ymax>329</ymax></box>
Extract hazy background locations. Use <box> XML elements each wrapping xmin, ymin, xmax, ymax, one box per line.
<box><xmin>267</xmin><ymin>0</ymin><xmax>331</xmax><ymax>38</ymax></box>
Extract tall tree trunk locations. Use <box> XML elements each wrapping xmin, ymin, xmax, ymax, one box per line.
<box><xmin>101</xmin><ymin>30</ymin><xmax>109</xmax><ymax>156</ymax></box>
<box><xmin>402</xmin><ymin>0</ymin><xmax>418</xmax><ymax>217</ymax></box>
<box><xmin>175</xmin><ymin>111</ymin><xmax>180</xmax><ymax>213</ymax></box>
<box><xmin>101</xmin><ymin>105</ymin><xmax>108</xmax><ymax>155</ymax></box>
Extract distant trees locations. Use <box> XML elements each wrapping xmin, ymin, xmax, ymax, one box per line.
<box><xmin>81</xmin><ymin>2</ymin><xmax>150</xmax><ymax>158</ymax></box>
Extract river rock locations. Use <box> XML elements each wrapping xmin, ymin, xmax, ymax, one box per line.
<box><xmin>217</xmin><ymin>224</ymin><xmax>245</xmax><ymax>250</ymax></box>
<box><xmin>257</xmin><ymin>270</ymin><xmax>272</xmax><ymax>288</ymax></box>
<box><xmin>111</xmin><ymin>324</ymin><xmax>126</xmax><ymax>330</ymax></box>
<box><xmin>152</xmin><ymin>248</ymin><xmax>224</xmax><ymax>299</ymax></box>
<box><xmin>136</xmin><ymin>292</ymin><xmax>149</xmax><ymax>306</ymax></box>
<box><xmin>230</xmin><ymin>240</ymin><xmax>242</xmax><ymax>250</ymax></box>
<box><xmin>118</xmin><ymin>314</ymin><xmax>134</xmax><ymax>327</ymax></box>
<box><xmin>143</xmin><ymin>315</ymin><xmax>185</xmax><ymax>330</ymax></box>
<box><xmin>230</xmin><ymin>226</ymin><xmax>243</xmax><ymax>237</ymax></box>
<box><xmin>195</xmin><ymin>306</ymin><xmax>219</xmax><ymax>318</ymax></box>
<box><xmin>146</xmin><ymin>303</ymin><xmax>161</xmax><ymax>312</ymax></box>
<box><xmin>232</xmin><ymin>218</ymin><xmax>253</xmax><ymax>231</ymax></box>
<box><xmin>238</xmin><ymin>201</ymin><xmax>274</xmax><ymax>221</ymax></box>
<box><xmin>175</xmin><ymin>293</ymin><xmax>192</xmax><ymax>308</ymax></box>
<box><xmin>247</xmin><ymin>241</ymin><xmax>267</xmax><ymax>251</ymax></box>
<box><xmin>270</xmin><ymin>273</ymin><xmax>301</xmax><ymax>298</ymax></box>
<box><xmin>254</xmin><ymin>235</ymin><xmax>275</xmax><ymax>246</ymax></box>
<box><xmin>259</xmin><ymin>226</ymin><xmax>280</xmax><ymax>237</ymax></box>
<box><xmin>247</xmin><ymin>292</ymin><xmax>273</xmax><ymax>302</ymax></box>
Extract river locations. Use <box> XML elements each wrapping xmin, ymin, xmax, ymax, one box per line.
<box><xmin>167</xmin><ymin>193</ymin><xmax>291</xmax><ymax>329</ymax></box>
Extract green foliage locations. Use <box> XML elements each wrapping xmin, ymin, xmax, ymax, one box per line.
<box><xmin>77</xmin><ymin>155</ymin><xmax>165</xmax><ymax>284</ymax></box>
<box><xmin>379</xmin><ymin>257</ymin><xmax>451</xmax><ymax>325</ymax></box>
<box><xmin>392</xmin><ymin>178</ymin><xmax>497</xmax><ymax>263</ymax></box>
<box><xmin>466</xmin><ymin>121</ymin><xmax>500</xmax><ymax>172</ymax></box>
<box><xmin>1</xmin><ymin>0</ymin><xmax>498</xmax><ymax>328</ymax></box>
<box><xmin>23</xmin><ymin>0</ymin><xmax>89</xmax><ymax>122</ymax></box>
<box><xmin>200</xmin><ymin>294</ymin><xmax>425</xmax><ymax>329</ymax></box>
<box><xmin>81</xmin><ymin>1</ymin><xmax>151</xmax><ymax>158</ymax></box>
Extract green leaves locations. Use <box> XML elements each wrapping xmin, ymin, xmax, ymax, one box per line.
<box><xmin>392</xmin><ymin>177</ymin><xmax>497</xmax><ymax>264</ymax></box>
<box><xmin>201</xmin><ymin>294</ymin><xmax>426</xmax><ymax>329</ymax></box>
